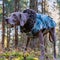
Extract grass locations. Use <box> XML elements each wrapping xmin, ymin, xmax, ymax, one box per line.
<box><xmin>0</xmin><ymin>50</ymin><xmax>39</xmax><ymax>60</ymax></box>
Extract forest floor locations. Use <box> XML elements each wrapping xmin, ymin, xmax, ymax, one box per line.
<box><xmin>0</xmin><ymin>47</ymin><xmax>60</xmax><ymax>60</ymax></box>
<box><xmin>0</xmin><ymin>28</ymin><xmax>60</xmax><ymax>60</ymax></box>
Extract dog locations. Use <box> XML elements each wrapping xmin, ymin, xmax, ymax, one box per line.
<box><xmin>5</xmin><ymin>9</ymin><xmax>56</xmax><ymax>60</ymax></box>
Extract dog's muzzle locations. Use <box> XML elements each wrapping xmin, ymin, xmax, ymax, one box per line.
<box><xmin>5</xmin><ymin>18</ymin><xmax>9</xmax><ymax>24</ymax></box>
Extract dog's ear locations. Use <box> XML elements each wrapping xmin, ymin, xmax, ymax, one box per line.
<box><xmin>19</xmin><ymin>14</ymin><xmax>21</xmax><ymax>18</ymax></box>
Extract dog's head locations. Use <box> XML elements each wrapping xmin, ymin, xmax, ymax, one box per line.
<box><xmin>5</xmin><ymin>12</ymin><xmax>29</xmax><ymax>27</ymax></box>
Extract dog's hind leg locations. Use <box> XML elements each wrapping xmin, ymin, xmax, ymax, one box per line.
<box><xmin>49</xmin><ymin>28</ymin><xmax>56</xmax><ymax>60</ymax></box>
<box><xmin>39</xmin><ymin>30</ymin><xmax>45</xmax><ymax>60</ymax></box>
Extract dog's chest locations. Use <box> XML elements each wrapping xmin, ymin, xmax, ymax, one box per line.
<box><xmin>21</xmin><ymin>19</ymin><xmax>35</xmax><ymax>33</ymax></box>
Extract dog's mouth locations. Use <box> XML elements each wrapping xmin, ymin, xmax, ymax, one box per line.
<box><xmin>10</xmin><ymin>22</ymin><xmax>20</xmax><ymax>28</ymax></box>
<box><xmin>7</xmin><ymin>24</ymin><xmax>14</xmax><ymax>28</ymax></box>
<box><xmin>10</xmin><ymin>24</ymin><xmax>14</xmax><ymax>27</ymax></box>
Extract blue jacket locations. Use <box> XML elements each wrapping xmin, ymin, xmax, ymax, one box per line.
<box><xmin>31</xmin><ymin>13</ymin><xmax>56</xmax><ymax>34</ymax></box>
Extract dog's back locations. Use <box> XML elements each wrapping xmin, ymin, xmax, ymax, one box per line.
<box><xmin>23</xmin><ymin>9</ymin><xmax>56</xmax><ymax>36</ymax></box>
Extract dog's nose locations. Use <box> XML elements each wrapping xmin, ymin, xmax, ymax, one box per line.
<box><xmin>5</xmin><ymin>18</ymin><xmax>9</xmax><ymax>24</ymax></box>
<box><xmin>10</xmin><ymin>24</ymin><xmax>14</xmax><ymax>27</ymax></box>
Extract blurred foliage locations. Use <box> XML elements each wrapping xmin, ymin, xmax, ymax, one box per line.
<box><xmin>0</xmin><ymin>0</ymin><xmax>28</xmax><ymax>22</ymax></box>
<box><xmin>0</xmin><ymin>50</ymin><xmax>39</xmax><ymax>60</ymax></box>
<box><xmin>20</xmin><ymin>0</ymin><xmax>28</xmax><ymax>11</ymax></box>
<box><xmin>0</xmin><ymin>50</ymin><xmax>55</xmax><ymax>60</ymax></box>
<box><xmin>0</xmin><ymin>4</ymin><xmax>2</xmax><ymax>22</ymax></box>
<box><xmin>4</xmin><ymin>0</ymin><xmax>28</xmax><ymax>13</ymax></box>
<box><xmin>57</xmin><ymin>0</ymin><xmax>60</xmax><ymax>6</ymax></box>
<box><xmin>0</xmin><ymin>8</ymin><xmax>2</xmax><ymax>14</ymax></box>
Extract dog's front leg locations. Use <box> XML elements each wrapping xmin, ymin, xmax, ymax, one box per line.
<box><xmin>39</xmin><ymin>30</ymin><xmax>45</xmax><ymax>60</ymax></box>
<box><xmin>24</xmin><ymin>36</ymin><xmax>30</xmax><ymax>60</ymax></box>
<box><xmin>25</xmin><ymin>36</ymin><xmax>30</xmax><ymax>50</ymax></box>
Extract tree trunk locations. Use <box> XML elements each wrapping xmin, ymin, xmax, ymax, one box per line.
<box><xmin>7</xmin><ymin>25</ymin><xmax>10</xmax><ymax>49</ymax></box>
<box><xmin>58</xmin><ymin>3</ymin><xmax>60</xmax><ymax>56</ymax></box>
<box><xmin>30</xmin><ymin>0</ymin><xmax>38</xmax><ymax>12</ymax></box>
<box><xmin>2</xmin><ymin>0</ymin><xmax>5</xmax><ymax>48</ymax></box>
<box><xmin>14</xmin><ymin>0</ymin><xmax>19</xmax><ymax>48</ymax></box>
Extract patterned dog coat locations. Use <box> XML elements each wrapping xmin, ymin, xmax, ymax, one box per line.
<box><xmin>31</xmin><ymin>13</ymin><xmax>56</xmax><ymax>34</ymax></box>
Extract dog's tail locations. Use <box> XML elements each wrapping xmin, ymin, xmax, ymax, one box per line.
<box><xmin>43</xmin><ymin>30</ymin><xmax>53</xmax><ymax>43</ymax></box>
<box><xmin>49</xmin><ymin>33</ymin><xmax>53</xmax><ymax>43</ymax></box>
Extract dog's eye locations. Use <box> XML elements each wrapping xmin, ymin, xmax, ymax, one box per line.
<box><xmin>13</xmin><ymin>14</ymin><xmax>17</xmax><ymax>19</ymax></box>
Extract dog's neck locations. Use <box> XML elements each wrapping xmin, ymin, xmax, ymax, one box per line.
<box><xmin>21</xmin><ymin>18</ymin><xmax>36</xmax><ymax>33</ymax></box>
